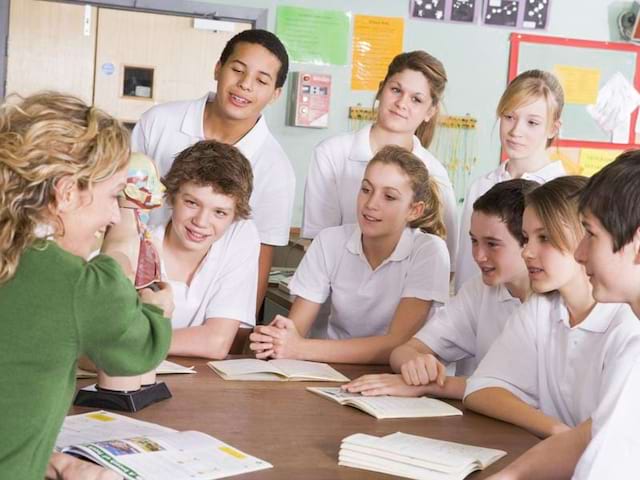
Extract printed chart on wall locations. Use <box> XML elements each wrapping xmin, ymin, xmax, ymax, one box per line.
<box><xmin>483</xmin><ymin>0</ymin><xmax>550</xmax><ymax>29</ymax></box>
<box><xmin>351</xmin><ymin>15</ymin><xmax>404</xmax><ymax>90</ymax></box>
<box><xmin>410</xmin><ymin>0</ymin><xmax>481</xmax><ymax>24</ymax></box>
<box><xmin>509</xmin><ymin>33</ymin><xmax>640</xmax><ymax>176</ymax></box>
<box><xmin>275</xmin><ymin>6</ymin><xmax>350</xmax><ymax>65</ymax></box>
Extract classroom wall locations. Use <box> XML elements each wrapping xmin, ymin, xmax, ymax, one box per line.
<box><xmin>196</xmin><ymin>0</ymin><xmax>628</xmax><ymax>227</ymax></box>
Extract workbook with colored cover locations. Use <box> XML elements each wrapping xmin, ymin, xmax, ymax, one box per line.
<box><xmin>339</xmin><ymin>432</ymin><xmax>506</xmax><ymax>480</ymax></box>
<box><xmin>55</xmin><ymin>411</ymin><xmax>272</xmax><ymax>480</ymax></box>
<box><xmin>207</xmin><ymin>358</ymin><xmax>349</xmax><ymax>382</ymax></box>
<box><xmin>76</xmin><ymin>360</ymin><xmax>196</xmax><ymax>379</ymax></box>
<box><xmin>307</xmin><ymin>387</ymin><xmax>463</xmax><ymax>419</ymax></box>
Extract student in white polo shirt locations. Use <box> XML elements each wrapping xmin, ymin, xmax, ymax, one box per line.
<box><xmin>342</xmin><ymin>179</ymin><xmax>538</xmax><ymax>399</ymax></box>
<box><xmin>154</xmin><ymin>140</ymin><xmax>260</xmax><ymax>359</ymax></box>
<box><xmin>455</xmin><ymin>70</ymin><xmax>567</xmax><ymax>292</ymax></box>
<box><xmin>249</xmin><ymin>145</ymin><xmax>449</xmax><ymax>364</ymax></box>
<box><xmin>463</xmin><ymin>176</ymin><xmax>640</xmax><ymax>440</ymax></box>
<box><xmin>131</xmin><ymin>29</ymin><xmax>295</xmax><ymax>310</ymax></box>
<box><xmin>480</xmin><ymin>151</ymin><xmax>640</xmax><ymax>480</ymax></box>
<box><xmin>302</xmin><ymin>51</ymin><xmax>458</xmax><ymax>267</ymax></box>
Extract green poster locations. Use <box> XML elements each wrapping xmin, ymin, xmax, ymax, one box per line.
<box><xmin>276</xmin><ymin>6</ymin><xmax>350</xmax><ymax>65</ymax></box>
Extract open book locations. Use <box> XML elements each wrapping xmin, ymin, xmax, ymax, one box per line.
<box><xmin>207</xmin><ymin>358</ymin><xmax>349</xmax><ymax>382</ymax></box>
<box><xmin>76</xmin><ymin>360</ymin><xmax>196</xmax><ymax>379</ymax></box>
<box><xmin>55</xmin><ymin>411</ymin><xmax>271</xmax><ymax>480</ymax></box>
<box><xmin>307</xmin><ymin>387</ymin><xmax>462</xmax><ymax>419</ymax></box>
<box><xmin>339</xmin><ymin>432</ymin><xmax>506</xmax><ymax>480</ymax></box>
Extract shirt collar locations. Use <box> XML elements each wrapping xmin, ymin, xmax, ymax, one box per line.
<box><xmin>552</xmin><ymin>295</ymin><xmax>617</xmax><ymax>333</ymax></box>
<box><xmin>346</xmin><ymin>225</ymin><xmax>415</xmax><ymax>264</ymax></box>
<box><xmin>180</xmin><ymin>92</ymin><xmax>210</xmax><ymax>139</ymax></box>
<box><xmin>494</xmin><ymin>160</ymin><xmax>566</xmax><ymax>182</ymax></box>
<box><xmin>348</xmin><ymin>124</ymin><xmax>422</xmax><ymax>163</ymax></box>
<box><xmin>179</xmin><ymin>92</ymin><xmax>269</xmax><ymax>162</ymax></box>
<box><xmin>496</xmin><ymin>283</ymin><xmax>522</xmax><ymax>303</ymax></box>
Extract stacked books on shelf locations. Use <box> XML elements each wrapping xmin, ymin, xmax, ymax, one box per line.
<box><xmin>308</xmin><ymin>387</ymin><xmax>462</xmax><ymax>419</ymax></box>
<box><xmin>339</xmin><ymin>432</ymin><xmax>507</xmax><ymax>480</ymax></box>
<box><xmin>55</xmin><ymin>410</ymin><xmax>272</xmax><ymax>480</ymax></box>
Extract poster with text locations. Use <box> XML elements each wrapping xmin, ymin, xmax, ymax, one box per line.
<box><xmin>352</xmin><ymin>15</ymin><xmax>404</xmax><ymax>90</ymax></box>
<box><xmin>276</xmin><ymin>6</ymin><xmax>350</xmax><ymax>65</ymax></box>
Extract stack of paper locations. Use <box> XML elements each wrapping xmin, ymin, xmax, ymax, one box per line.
<box><xmin>339</xmin><ymin>432</ymin><xmax>506</xmax><ymax>480</ymax></box>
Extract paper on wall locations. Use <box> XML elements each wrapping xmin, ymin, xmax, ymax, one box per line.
<box><xmin>586</xmin><ymin>72</ymin><xmax>640</xmax><ymax>133</ymax></box>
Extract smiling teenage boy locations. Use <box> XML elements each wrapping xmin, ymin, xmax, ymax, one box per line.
<box><xmin>132</xmin><ymin>29</ymin><xmax>295</xmax><ymax>311</ymax></box>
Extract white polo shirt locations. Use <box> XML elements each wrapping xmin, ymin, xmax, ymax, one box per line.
<box><xmin>289</xmin><ymin>224</ymin><xmax>450</xmax><ymax>340</ymax></box>
<box><xmin>454</xmin><ymin>160</ymin><xmax>566</xmax><ymax>292</ymax></box>
<box><xmin>152</xmin><ymin>219</ymin><xmax>260</xmax><ymax>329</ymax></box>
<box><xmin>414</xmin><ymin>275</ymin><xmax>523</xmax><ymax>376</ymax></box>
<box><xmin>301</xmin><ymin>124</ymin><xmax>459</xmax><ymax>268</ymax></box>
<box><xmin>132</xmin><ymin>92</ymin><xmax>296</xmax><ymax>246</ymax></box>
<box><xmin>464</xmin><ymin>293</ymin><xmax>640</xmax><ymax>427</ymax></box>
<box><xmin>572</xmin><ymin>338</ymin><xmax>640</xmax><ymax>479</ymax></box>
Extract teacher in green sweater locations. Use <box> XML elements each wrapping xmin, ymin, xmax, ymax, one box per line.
<box><xmin>0</xmin><ymin>92</ymin><xmax>174</xmax><ymax>480</ymax></box>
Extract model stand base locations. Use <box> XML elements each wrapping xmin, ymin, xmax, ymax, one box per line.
<box><xmin>73</xmin><ymin>382</ymin><xmax>172</xmax><ymax>412</ymax></box>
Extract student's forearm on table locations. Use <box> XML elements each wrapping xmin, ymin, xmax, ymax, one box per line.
<box><xmin>298</xmin><ymin>333</ymin><xmax>410</xmax><ymax>364</ymax></box>
<box><xmin>169</xmin><ymin>325</ymin><xmax>236</xmax><ymax>360</ymax></box>
<box><xmin>416</xmin><ymin>375</ymin><xmax>467</xmax><ymax>400</ymax></box>
<box><xmin>464</xmin><ymin>388</ymin><xmax>567</xmax><ymax>438</ymax></box>
<box><xmin>495</xmin><ymin>420</ymin><xmax>591</xmax><ymax>480</ymax></box>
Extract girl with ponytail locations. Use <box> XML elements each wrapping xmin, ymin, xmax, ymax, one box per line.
<box><xmin>250</xmin><ymin>145</ymin><xmax>449</xmax><ymax>364</ymax></box>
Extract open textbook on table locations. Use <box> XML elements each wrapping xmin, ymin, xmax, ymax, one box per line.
<box><xmin>339</xmin><ymin>432</ymin><xmax>506</xmax><ymax>479</ymax></box>
<box><xmin>55</xmin><ymin>411</ymin><xmax>271</xmax><ymax>480</ymax></box>
<box><xmin>208</xmin><ymin>358</ymin><xmax>349</xmax><ymax>382</ymax></box>
<box><xmin>308</xmin><ymin>387</ymin><xmax>463</xmax><ymax>419</ymax></box>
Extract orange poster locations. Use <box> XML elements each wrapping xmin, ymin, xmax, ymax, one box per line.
<box><xmin>351</xmin><ymin>15</ymin><xmax>404</xmax><ymax>91</ymax></box>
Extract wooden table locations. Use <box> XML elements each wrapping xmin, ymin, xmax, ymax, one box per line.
<box><xmin>72</xmin><ymin>359</ymin><xmax>539</xmax><ymax>479</ymax></box>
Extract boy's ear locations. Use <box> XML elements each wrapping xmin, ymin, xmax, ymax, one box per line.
<box><xmin>633</xmin><ymin>227</ymin><xmax>640</xmax><ymax>265</ymax></box>
<box><xmin>214</xmin><ymin>61</ymin><xmax>221</xmax><ymax>81</ymax></box>
<box><xmin>269</xmin><ymin>87</ymin><xmax>282</xmax><ymax>105</ymax></box>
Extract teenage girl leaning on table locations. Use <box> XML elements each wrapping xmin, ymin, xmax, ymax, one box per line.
<box><xmin>455</xmin><ymin>69</ymin><xmax>567</xmax><ymax>291</ymax></box>
<box><xmin>0</xmin><ymin>93</ymin><xmax>173</xmax><ymax>480</ymax></box>
<box><xmin>302</xmin><ymin>50</ymin><xmax>458</xmax><ymax>267</ymax></box>
<box><xmin>249</xmin><ymin>145</ymin><xmax>450</xmax><ymax>364</ymax></box>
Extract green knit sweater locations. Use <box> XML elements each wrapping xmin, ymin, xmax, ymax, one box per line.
<box><xmin>0</xmin><ymin>241</ymin><xmax>172</xmax><ymax>479</ymax></box>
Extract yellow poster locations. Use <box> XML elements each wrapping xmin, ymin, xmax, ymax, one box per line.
<box><xmin>579</xmin><ymin>148</ymin><xmax>622</xmax><ymax>177</ymax></box>
<box><xmin>553</xmin><ymin>65</ymin><xmax>601</xmax><ymax>105</ymax></box>
<box><xmin>351</xmin><ymin>15</ymin><xmax>404</xmax><ymax>91</ymax></box>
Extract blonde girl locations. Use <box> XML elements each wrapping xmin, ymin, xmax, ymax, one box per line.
<box><xmin>455</xmin><ymin>69</ymin><xmax>566</xmax><ymax>291</ymax></box>
<box><xmin>250</xmin><ymin>145</ymin><xmax>450</xmax><ymax>364</ymax></box>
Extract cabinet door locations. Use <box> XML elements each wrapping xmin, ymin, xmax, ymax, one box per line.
<box><xmin>93</xmin><ymin>8</ymin><xmax>251</xmax><ymax>123</ymax></box>
<box><xmin>6</xmin><ymin>0</ymin><xmax>97</xmax><ymax>104</ymax></box>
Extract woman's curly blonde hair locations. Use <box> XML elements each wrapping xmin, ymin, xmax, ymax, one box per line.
<box><xmin>0</xmin><ymin>91</ymin><xmax>130</xmax><ymax>283</ymax></box>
